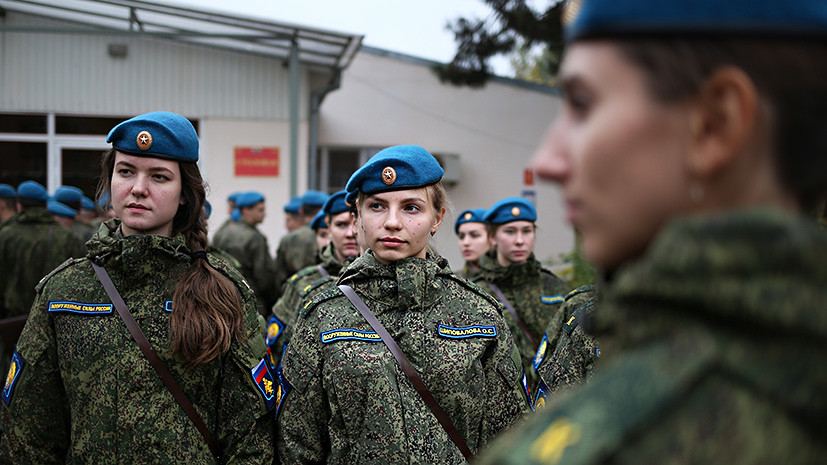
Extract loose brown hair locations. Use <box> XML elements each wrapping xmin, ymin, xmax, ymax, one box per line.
<box><xmin>614</xmin><ymin>37</ymin><xmax>827</xmax><ymax>212</ymax></box>
<box><xmin>98</xmin><ymin>148</ymin><xmax>245</xmax><ymax>368</ymax></box>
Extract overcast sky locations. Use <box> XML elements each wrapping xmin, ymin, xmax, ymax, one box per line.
<box><xmin>157</xmin><ymin>0</ymin><xmax>515</xmax><ymax>76</ymax></box>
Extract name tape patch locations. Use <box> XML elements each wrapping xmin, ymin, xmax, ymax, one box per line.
<box><xmin>540</xmin><ymin>295</ymin><xmax>565</xmax><ymax>305</ymax></box>
<box><xmin>320</xmin><ymin>329</ymin><xmax>381</xmax><ymax>343</ymax></box>
<box><xmin>48</xmin><ymin>301</ymin><xmax>113</xmax><ymax>315</ymax></box>
<box><xmin>2</xmin><ymin>351</ymin><xmax>25</xmax><ymax>407</ymax></box>
<box><xmin>437</xmin><ymin>324</ymin><xmax>497</xmax><ymax>339</ymax></box>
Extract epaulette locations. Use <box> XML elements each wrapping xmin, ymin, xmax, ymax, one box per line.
<box><xmin>299</xmin><ymin>275</ymin><xmax>336</xmax><ymax>298</ymax></box>
<box><xmin>207</xmin><ymin>254</ymin><xmax>253</xmax><ymax>295</ymax></box>
<box><xmin>446</xmin><ymin>274</ymin><xmax>502</xmax><ymax>310</ymax></box>
<box><xmin>565</xmin><ymin>284</ymin><xmax>595</xmax><ymax>302</ymax></box>
<box><xmin>298</xmin><ymin>285</ymin><xmax>344</xmax><ymax>319</ymax></box>
<box><xmin>36</xmin><ymin>257</ymin><xmax>83</xmax><ymax>292</ymax></box>
<box><xmin>288</xmin><ymin>264</ymin><xmax>319</xmax><ymax>284</ymax></box>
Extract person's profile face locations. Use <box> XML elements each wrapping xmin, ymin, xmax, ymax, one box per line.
<box><xmin>532</xmin><ymin>41</ymin><xmax>694</xmax><ymax>270</ymax></box>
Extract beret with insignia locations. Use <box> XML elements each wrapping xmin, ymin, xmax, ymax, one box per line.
<box><xmin>345</xmin><ymin>145</ymin><xmax>444</xmax><ymax>206</ymax></box>
<box><xmin>17</xmin><ymin>181</ymin><xmax>48</xmax><ymax>202</ymax></box>
<box><xmin>454</xmin><ymin>208</ymin><xmax>488</xmax><ymax>234</ymax></box>
<box><xmin>566</xmin><ymin>0</ymin><xmax>827</xmax><ymax>42</ymax></box>
<box><xmin>107</xmin><ymin>111</ymin><xmax>198</xmax><ymax>162</ymax></box>
<box><xmin>484</xmin><ymin>197</ymin><xmax>537</xmax><ymax>225</ymax></box>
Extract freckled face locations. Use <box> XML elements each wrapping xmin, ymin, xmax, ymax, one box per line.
<box><xmin>358</xmin><ymin>188</ymin><xmax>444</xmax><ymax>264</ymax></box>
<box><xmin>111</xmin><ymin>152</ymin><xmax>183</xmax><ymax>237</ymax></box>
<box><xmin>491</xmin><ymin>220</ymin><xmax>535</xmax><ymax>266</ymax></box>
<box><xmin>457</xmin><ymin>222</ymin><xmax>489</xmax><ymax>265</ymax></box>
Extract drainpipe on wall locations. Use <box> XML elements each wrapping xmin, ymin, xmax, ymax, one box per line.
<box><xmin>308</xmin><ymin>69</ymin><xmax>341</xmax><ymax>190</ymax></box>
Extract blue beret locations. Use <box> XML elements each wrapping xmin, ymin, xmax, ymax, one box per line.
<box><xmin>47</xmin><ymin>200</ymin><xmax>77</xmax><ymax>218</ymax></box>
<box><xmin>484</xmin><ymin>197</ymin><xmax>537</xmax><ymax>225</ymax></box>
<box><xmin>566</xmin><ymin>0</ymin><xmax>827</xmax><ymax>41</ymax></box>
<box><xmin>227</xmin><ymin>192</ymin><xmax>242</xmax><ymax>203</ymax></box>
<box><xmin>97</xmin><ymin>191</ymin><xmax>111</xmax><ymax>210</ymax></box>
<box><xmin>284</xmin><ymin>196</ymin><xmax>302</xmax><ymax>214</ymax></box>
<box><xmin>81</xmin><ymin>196</ymin><xmax>95</xmax><ymax>210</ymax></box>
<box><xmin>0</xmin><ymin>184</ymin><xmax>15</xmax><ymax>198</ymax></box>
<box><xmin>302</xmin><ymin>190</ymin><xmax>330</xmax><ymax>208</ymax></box>
<box><xmin>454</xmin><ymin>208</ymin><xmax>488</xmax><ymax>234</ymax></box>
<box><xmin>54</xmin><ymin>186</ymin><xmax>84</xmax><ymax>204</ymax></box>
<box><xmin>322</xmin><ymin>190</ymin><xmax>349</xmax><ymax>216</ymax></box>
<box><xmin>310</xmin><ymin>211</ymin><xmax>328</xmax><ymax>231</ymax></box>
<box><xmin>345</xmin><ymin>145</ymin><xmax>444</xmax><ymax>205</ymax></box>
<box><xmin>17</xmin><ymin>181</ymin><xmax>48</xmax><ymax>202</ymax></box>
<box><xmin>231</xmin><ymin>208</ymin><xmax>241</xmax><ymax>222</ymax></box>
<box><xmin>236</xmin><ymin>191</ymin><xmax>265</xmax><ymax>209</ymax></box>
<box><xmin>204</xmin><ymin>200</ymin><xmax>212</xmax><ymax>219</ymax></box>
<box><xmin>107</xmin><ymin>111</ymin><xmax>198</xmax><ymax>162</ymax></box>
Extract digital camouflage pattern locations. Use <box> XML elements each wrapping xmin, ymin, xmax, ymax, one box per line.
<box><xmin>472</xmin><ymin>250</ymin><xmax>569</xmax><ymax>387</ymax></box>
<box><xmin>531</xmin><ymin>285</ymin><xmax>598</xmax><ymax>411</ymax></box>
<box><xmin>274</xmin><ymin>225</ymin><xmax>317</xmax><ymax>298</ymax></box>
<box><xmin>0</xmin><ymin>207</ymin><xmax>84</xmax><ymax>319</ymax></box>
<box><xmin>0</xmin><ymin>220</ymin><xmax>275</xmax><ymax>464</ymax></box>
<box><xmin>476</xmin><ymin>209</ymin><xmax>827</xmax><ymax>464</ymax></box>
<box><xmin>211</xmin><ymin>219</ymin><xmax>278</xmax><ymax>314</ymax></box>
<box><xmin>277</xmin><ymin>251</ymin><xmax>531</xmax><ymax>464</ymax></box>
<box><xmin>266</xmin><ymin>241</ymin><xmax>353</xmax><ymax>370</ymax></box>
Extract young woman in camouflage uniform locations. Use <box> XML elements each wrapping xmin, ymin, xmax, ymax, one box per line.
<box><xmin>472</xmin><ymin>197</ymin><xmax>570</xmax><ymax>388</ymax></box>
<box><xmin>0</xmin><ymin>112</ymin><xmax>274</xmax><ymax>464</ymax></box>
<box><xmin>477</xmin><ymin>0</ymin><xmax>827</xmax><ymax>463</ymax></box>
<box><xmin>453</xmin><ymin>208</ymin><xmax>490</xmax><ymax>278</ymax></box>
<box><xmin>277</xmin><ymin>145</ymin><xmax>530</xmax><ymax>463</ymax></box>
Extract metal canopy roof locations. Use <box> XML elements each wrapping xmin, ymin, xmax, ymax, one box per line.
<box><xmin>0</xmin><ymin>0</ymin><xmax>364</xmax><ymax>69</ymax></box>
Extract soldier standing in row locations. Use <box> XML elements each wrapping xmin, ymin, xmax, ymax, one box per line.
<box><xmin>277</xmin><ymin>145</ymin><xmax>530</xmax><ymax>463</ymax></box>
<box><xmin>0</xmin><ymin>111</ymin><xmax>274</xmax><ymax>463</ymax></box>
<box><xmin>453</xmin><ymin>208</ymin><xmax>489</xmax><ymax>279</ymax></box>
<box><xmin>273</xmin><ymin>190</ymin><xmax>329</xmax><ymax>297</ymax></box>
<box><xmin>212</xmin><ymin>191</ymin><xmax>278</xmax><ymax>315</ymax></box>
<box><xmin>477</xmin><ymin>0</ymin><xmax>827</xmax><ymax>463</ymax></box>
<box><xmin>472</xmin><ymin>197</ymin><xmax>569</xmax><ymax>388</ymax></box>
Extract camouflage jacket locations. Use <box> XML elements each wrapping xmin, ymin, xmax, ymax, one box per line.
<box><xmin>0</xmin><ymin>220</ymin><xmax>275</xmax><ymax>464</ymax></box>
<box><xmin>274</xmin><ymin>226</ymin><xmax>317</xmax><ymax>298</ymax></box>
<box><xmin>472</xmin><ymin>251</ymin><xmax>569</xmax><ymax>387</ymax></box>
<box><xmin>211</xmin><ymin>220</ymin><xmax>277</xmax><ymax>313</ymax></box>
<box><xmin>277</xmin><ymin>251</ymin><xmax>531</xmax><ymax>464</ymax></box>
<box><xmin>266</xmin><ymin>241</ymin><xmax>352</xmax><ymax>369</ymax></box>
<box><xmin>531</xmin><ymin>285</ymin><xmax>598</xmax><ymax>410</ymax></box>
<box><xmin>476</xmin><ymin>209</ymin><xmax>827</xmax><ymax>464</ymax></box>
<box><xmin>0</xmin><ymin>208</ymin><xmax>83</xmax><ymax>318</ymax></box>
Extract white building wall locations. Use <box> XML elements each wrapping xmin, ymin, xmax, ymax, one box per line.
<box><xmin>319</xmin><ymin>49</ymin><xmax>574</xmax><ymax>270</ymax></box>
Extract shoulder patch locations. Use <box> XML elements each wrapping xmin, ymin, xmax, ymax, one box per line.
<box><xmin>533</xmin><ymin>332</ymin><xmax>550</xmax><ymax>371</ymax></box>
<box><xmin>566</xmin><ymin>284</ymin><xmax>595</xmax><ymax>301</ymax></box>
<box><xmin>48</xmin><ymin>301</ymin><xmax>113</xmax><ymax>315</ymax></box>
<box><xmin>533</xmin><ymin>378</ymin><xmax>550</xmax><ymax>411</ymax></box>
<box><xmin>3</xmin><ymin>351</ymin><xmax>25</xmax><ymax>406</ymax></box>
<box><xmin>275</xmin><ymin>356</ymin><xmax>292</xmax><ymax>417</ymax></box>
<box><xmin>164</xmin><ymin>300</ymin><xmax>173</xmax><ymax>312</ymax></box>
<box><xmin>250</xmin><ymin>357</ymin><xmax>277</xmax><ymax>411</ymax></box>
<box><xmin>266</xmin><ymin>315</ymin><xmax>285</xmax><ymax>347</ymax></box>
<box><xmin>437</xmin><ymin>324</ymin><xmax>497</xmax><ymax>339</ymax></box>
<box><xmin>36</xmin><ymin>257</ymin><xmax>82</xmax><ymax>292</ymax></box>
<box><xmin>299</xmin><ymin>275</ymin><xmax>336</xmax><ymax>298</ymax></box>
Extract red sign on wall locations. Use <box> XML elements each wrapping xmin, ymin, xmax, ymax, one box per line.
<box><xmin>235</xmin><ymin>147</ymin><xmax>280</xmax><ymax>176</ymax></box>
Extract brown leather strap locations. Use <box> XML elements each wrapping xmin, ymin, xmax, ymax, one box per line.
<box><xmin>488</xmin><ymin>282</ymin><xmax>538</xmax><ymax>351</ymax></box>
<box><xmin>316</xmin><ymin>264</ymin><xmax>329</xmax><ymax>278</ymax></box>
<box><xmin>339</xmin><ymin>284</ymin><xmax>475</xmax><ymax>462</ymax></box>
<box><xmin>92</xmin><ymin>263</ymin><xmax>219</xmax><ymax>459</ymax></box>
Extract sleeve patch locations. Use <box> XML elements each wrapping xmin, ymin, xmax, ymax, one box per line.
<box><xmin>164</xmin><ymin>300</ymin><xmax>173</xmax><ymax>312</ymax></box>
<box><xmin>251</xmin><ymin>357</ymin><xmax>277</xmax><ymax>411</ymax></box>
<box><xmin>48</xmin><ymin>301</ymin><xmax>113</xmax><ymax>315</ymax></box>
<box><xmin>533</xmin><ymin>332</ymin><xmax>549</xmax><ymax>371</ymax></box>
<box><xmin>3</xmin><ymin>351</ymin><xmax>25</xmax><ymax>407</ymax></box>
<box><xmin>522</xmin><ymin>371</ymin><xmax>533</xmax><ymax>411</ymax></box>
<box><xmin>533</xmin><ymin>378</ymin><xmax>550</xmax><ymax>411</ymax></box>
<box><xmin>437</xmin><ymin>324</ymin><xmax>497</xmax><ymax>339</ymax></box>
<box><xmin>540</xmin><ymin>295</ymin><xmax>565</xmax><ymax>305</ymax></box>
<box><xmin>275</xmin><ymin>357</ymin><xmax>293</xmax><ymax>418</ymax></box>
<box><xmin>266</xmin><ymin>315</ymin><xmax>285</xmax><ymax>347</ymax></box>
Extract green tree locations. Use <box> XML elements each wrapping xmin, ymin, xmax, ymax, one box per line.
<box><xmin>435</xmin><ymin>0</ymin><xmax>567</xmax><ymax>87</ymax></box>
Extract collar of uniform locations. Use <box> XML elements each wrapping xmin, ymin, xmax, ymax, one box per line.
<box><xmin>339</xmin><ymin>250</ymin><xmax>450</xmax><ymax>313</ymax></box>
<box><xmin>480</xmin><ymin>248</ymin><xmax>541</xmax><ymax>285</ymax></box>
<box><xmin>317</xmin><ymin>241</ymin><xmax>344</xmax><ymax>275</ymax></box>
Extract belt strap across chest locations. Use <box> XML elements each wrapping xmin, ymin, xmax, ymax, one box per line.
<box><xmin>92</xmin><ymin>263</ymin><xmax>219</xmax><ymax>459</ymax></box>
<box><xmin>338</xmin><ymin>284</ymin><xmax>475</xmax><ymax>462</ymax></box>
<box><xmin>487</xmin><ymin>282</ymin><xmax>538</xmax><ymax>351</ymax></box>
